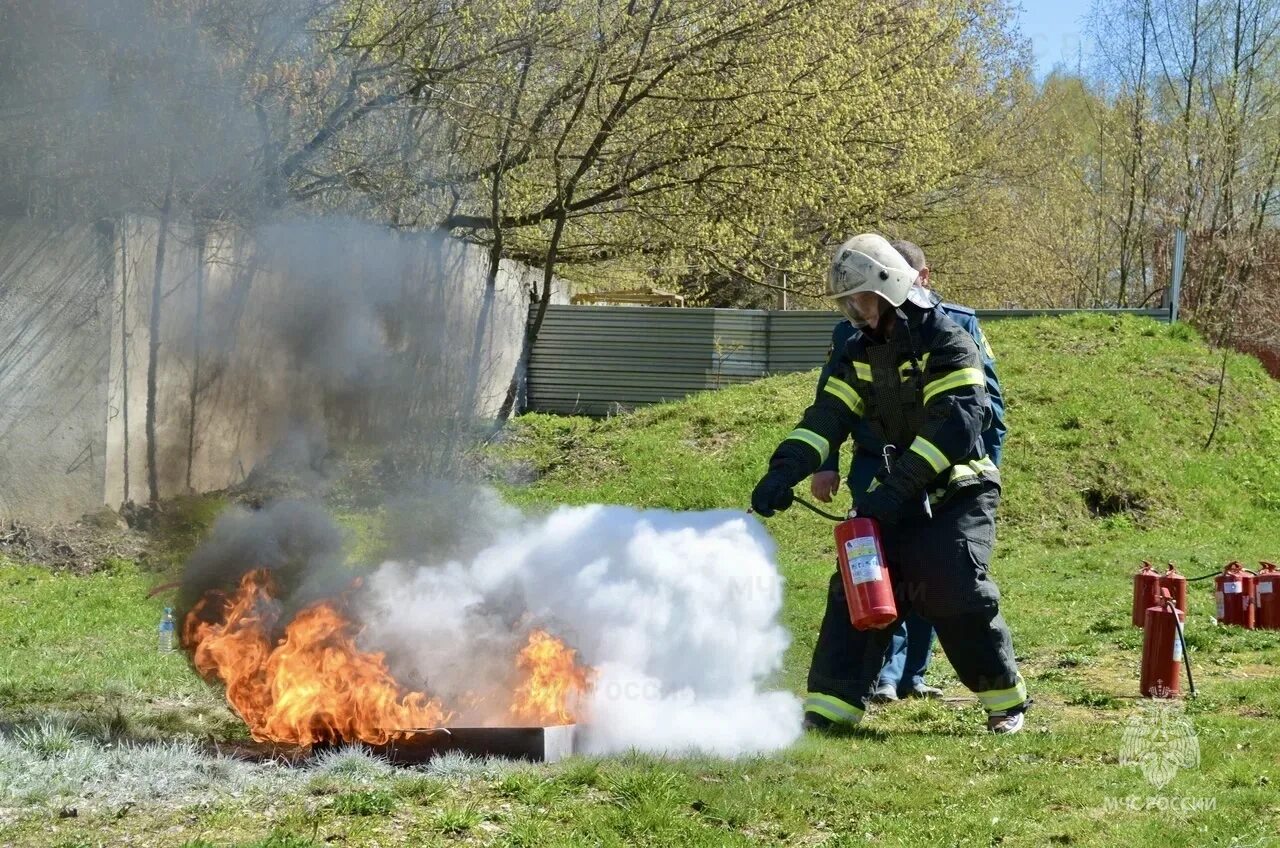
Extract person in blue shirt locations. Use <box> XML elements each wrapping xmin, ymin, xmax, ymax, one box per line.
<box><xmin>808</xmin><ymin>240</ymin><xmax>1006</xmax><ymax>702</ymax></box>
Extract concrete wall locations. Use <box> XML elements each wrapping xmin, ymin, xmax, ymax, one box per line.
<box><xmin>0</xmin><ymin>221</ymin><xmax>113</xmax><ymax>520</ymax></box>
<box><xmin>0</xmin><ymin>215</ymin><xmax>567</xmax><ymax>521</ymax></box>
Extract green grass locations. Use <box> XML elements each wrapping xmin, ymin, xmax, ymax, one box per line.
<box><xmin>0</xmin><ymin>558</ymin><xmax>237</xmax><ymax>737</ymax></box>
<box><xmin>331</xmin><ymin>789</ymin><xmax>395</xmax><ymax>817</ymax></box>
<box><xmin>2</xmin><ymin>315</ymin><xmax>1279</xmax><ymax>846</ymax></box>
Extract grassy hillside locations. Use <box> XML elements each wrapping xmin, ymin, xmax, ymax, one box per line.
<box><xmin>1</xmin><ymin>314</ymin><xmax>1278</xmax><ymax>847</ymax></box>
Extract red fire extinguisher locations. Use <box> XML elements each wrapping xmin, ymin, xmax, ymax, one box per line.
<box><xmin>1132</xmin><ymin>561</ymin><xmax>1161</xmax><ymax>627</ymax></box>
<box><xmin>1140</xmin><ymin>589</ymin><xmax>1187</xmax><ymax>699</ymax></box>
<box><xmin>1215</xmin><ymin>561</ymin><xmax>1256</xmax><ymax>629</ymax></box>
<box><xmin>834</xmin><ymin>515</ymin><xmax>898</xmax><ymax>631</ymax></box>
<box><xmin>1255</xmin><ymin>562</ymin><xmax>1280</xmax><ymax>631</ymax></box>
<box><xmin>1159</xmin><ymin>562</ymin><xmax>1187</xmax><ymax>615</ymax></box>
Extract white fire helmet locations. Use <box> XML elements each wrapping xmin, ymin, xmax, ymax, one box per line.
<box><xmin>827</xmin><ymin>234</ymin><xmax>919</xmax><ymax>326</ymax></box>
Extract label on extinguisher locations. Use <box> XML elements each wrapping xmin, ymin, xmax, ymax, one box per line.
<box><xmin>1221</xmin><ymin>581</ymin><xmax>1244</xmax><ymax>594</ymax></box>
<box><xmin>1216</xmin><ymin>593</ymin><xmax>1225</xmax><ymax>620</ymax></box>
<box><xmin>843</xmin><ymin>537</ymin><xmax>883</xmax><ymax>584</ymax></box>
<box><xmin>1172</xmin><ymin>630</ymin><xmax>1183</xmax><ymax>663</ymax></box>
<box><xmin>1258</xmin><ymin>583</ymin><xmax>1274</xmax><ymax>594</ymax></box>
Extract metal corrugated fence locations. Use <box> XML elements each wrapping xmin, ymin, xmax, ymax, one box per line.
<box><xmin>526</xmin><ymin>305</ymin><xmax>1170</xmax><ymax>416</ymax></box>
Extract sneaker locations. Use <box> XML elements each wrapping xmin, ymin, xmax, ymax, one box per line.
<box><xmin>866</xmin><ymin>683</ymin><xmax>898</xmax><ymax>704</ymax></box>
<box><xmin>987</xmin><ymin>710</ymin><xmax>1025</xmax><ymax>734</ymax></box>
<box><xmin>903</xmin><ymin>683</ymin><xmax>943</xmax><ymax>699</ymax></box>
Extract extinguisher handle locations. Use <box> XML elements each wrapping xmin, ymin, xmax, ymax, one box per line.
<box><xmin>880</xmin><ymin>446</ymin><xmax>932</xmax><ymax>520</ymax></box>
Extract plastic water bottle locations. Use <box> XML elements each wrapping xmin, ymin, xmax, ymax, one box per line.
<box><xmin>158</xmin><ymin>607</ymin><xmax>176</xmax><ymax>653</ymax></box>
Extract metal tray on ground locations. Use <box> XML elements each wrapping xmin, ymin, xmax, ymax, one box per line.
<box><xmin>367</xmin><ymin>724</ymin><xmax>577</xmax><ymax>764</ymax></box>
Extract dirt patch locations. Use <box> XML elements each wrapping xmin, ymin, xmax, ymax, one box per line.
<box><xmin>1082</xmin><ymin>486</ymin><xmax>1149</xmax><ymax>519</ymax></box>
<box><xmin>0</xmin><ymin>510</ymin><xmax>149</xmax><ymax>574</ymax></box>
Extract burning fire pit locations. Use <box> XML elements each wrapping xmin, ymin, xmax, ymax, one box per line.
<box><xmin>183</xmin><ymin>568</ymin><xmax>591</xmax><ymax>762</ymax></box>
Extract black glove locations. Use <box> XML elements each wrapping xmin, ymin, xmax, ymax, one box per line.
<box><xmin>856</xmin><ymin>484</ymin><xmax>908</xmax><ymax>524</ymax></box>
<box><xmin>751</xmin><ymin>471</ymin><xmax>795</xmax><ymax>517</ymax></box>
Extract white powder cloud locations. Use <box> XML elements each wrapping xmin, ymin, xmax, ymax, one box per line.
<box><xmin>360</xmin><ymin>503</ymin><xmax>802</xmax><ymax>757</ymax></box>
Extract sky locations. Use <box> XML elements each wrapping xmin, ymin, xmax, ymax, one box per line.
<box><xmin>1016</xmin><ymin>0</ymin><xmax>1096</xmax><ymax>78</ymax></box>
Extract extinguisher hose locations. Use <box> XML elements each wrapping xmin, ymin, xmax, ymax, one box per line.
<box><xmin>1167</xmin><ymin>597</ymin><xmax>1197</xmax><ymax>698</ymax></box>
<box><xmin>791</xmin><ymin>496</ymin><xmax>849</xmax><ymax>523</ymax></box>
<box><xmin>1182</xmin><ymin>566</ymin><xmax>1259</xmax><ymax>582</ymax></box>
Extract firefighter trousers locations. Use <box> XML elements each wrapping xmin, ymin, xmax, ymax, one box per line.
<box><xmin>803</xmin><ymin>484</ymin><xmax>1027</xmax><ymax>725</ymax></box>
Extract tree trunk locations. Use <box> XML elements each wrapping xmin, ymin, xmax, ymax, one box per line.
<box><xmin>185</xmin><ymin>229</ymin><xmax>206</xmax><ymax>492</ymax></box>
<box><xmin>461</xmin><ymin>49</ymin><xmax>533</xmax><ymax>442</ymax></box>
<box><xmin>118</xmin><ymin>218</ymin><xmax>132</xmax><ymax>503</ymax></box>
<box><xmin>146</xmin><ymin>175</ymin><xmax>175</xmax><ymax>505</ymax></box>
<box><xmin>497</xmin><ymin>212</ymin><xmax>567</xmax><ymax>422</ymax></box>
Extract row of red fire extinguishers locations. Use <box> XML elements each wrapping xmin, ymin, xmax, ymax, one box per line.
<box><xmin>1132</xmin><ymin>560</ymin><xmax>1280</xmax><ymax>700</ymax></box>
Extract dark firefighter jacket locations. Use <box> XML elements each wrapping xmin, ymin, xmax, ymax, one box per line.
<box><xmin>814</xmin><ymin>304</ymin><xmax>1006</xmax><ymax>499</ymax></box>
<box><xmin>769</xmin><ymin>304</ymin><xmax>998</xmax><ymax>515</ymax></box>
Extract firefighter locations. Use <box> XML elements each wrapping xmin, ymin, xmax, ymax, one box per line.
<box><xmin>809</xmin><ymin>240</ymin><xmax>1006</xmax><ymax>702</ymax></box>
<box><xmin>750</xmin><ymin>233</ymin><xmax>1028</xmax><ymax>734</ymax></box>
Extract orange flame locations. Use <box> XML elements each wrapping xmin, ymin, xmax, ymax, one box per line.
<box><xmin>510</xmin><ymin>629</ymin><xmax>594</xmax><ymax>725</ymax></box>
<box><xmin>184</xmin><ymin>569</ymin><xmax>450</xmax><ymax>745</ymax></box>
<box><xmin>184</xmin><ymin>569</ymin><xmax>594</xmax><ymax>744</ymax></box>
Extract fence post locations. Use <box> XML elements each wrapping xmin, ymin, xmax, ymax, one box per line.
<box><xmin>1170</xmin><ymin>228</ymin><xmax>1186</xmax><ymax>323</ymax></box>
<box><xmin>763</xmin><ymin>308</ymin><xmax>773</xmax><ymax>376</ymax></box>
